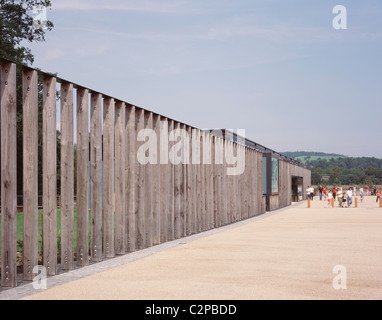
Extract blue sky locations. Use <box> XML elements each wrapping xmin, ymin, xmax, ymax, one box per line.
<box><xmin>26</xmin><ymin>0</ymin><xmax>382</xmax><ymax>158</ymax></box>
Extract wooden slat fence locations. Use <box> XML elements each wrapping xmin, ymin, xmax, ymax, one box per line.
<box><xmin>0</xmin><ymin>58</ymin><xmax>309</xmax><ymax>288</ymax></box>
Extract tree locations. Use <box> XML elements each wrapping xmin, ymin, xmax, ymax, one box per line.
<box><xmin>311</xmin><ymin>167</ymin><xmax>323</xmax><ymax>185</ymax></box>
<box><xmin>0</xmin><ymin>0</ymin><xmax>53</xmax><ymax>64</ymax></box>
<box><xmin>330</xmin><ymin>166</ymin><xmax>342</xmax><ymax>185</ymax></box>
<box><xmin>1</xmin><ymin>0</ymin><xmax>54</xmax><ymax>198</ymax></box>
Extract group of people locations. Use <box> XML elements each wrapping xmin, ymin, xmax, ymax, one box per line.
<box><xmin>306</xmin><ymin>185</ymin><xmax>381</xmax><ymax>208</ymax></box>
<box><xmin>366</xmin><ymin>185</ymin><xmax>379</xmax><ymax>196</ymax></box>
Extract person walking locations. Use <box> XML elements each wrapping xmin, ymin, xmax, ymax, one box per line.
<box><xmin>337</xmin><ymin>187</ymin><xmax>343</xmax><ymax>208</ymax></box>
<box><xmin>323</xmin><ymin>186</ymin><xmax>327</xmax><ymax>201</ymax></box>
<box><xmin>327</xmin><ymin>191</ymin><xmax>333</xmax><ymax>208</ymax></box>
<box><xmin>347</xmin><ymin>188</ymin><xmax>353</xmax><ymax>208</ymax></box>
<box><xmin>342</xmin><ymin>192</ymin><xmax>348</xmax><ymax>208</ymax></box>
<box><xmin>310</xmin><ymin>186</ymin><xmax>314</xmax><ymax>200</ymax></box>
<box><xmin>333</xmin><ymin>187</ymin><xmax>337</xmax><ymax>200</ymax></box>
<box><xmin>306</xmin><ymin>186</ymin><xmax>310</xmax><ymax>200</ymax></box>
<box><xmin>319</xmin><ymin>185</ymin><xmax>323</xmax><ymax>201</ymax></box>
<box><xmin>376</xmin><ymin>190</ymin><xmax>381</xmax><ymax>203</ymax></box>
<box><xmin>359</xmin><ymin>187</ymin><xmax>364</xmax><ymax>203</ymax></box>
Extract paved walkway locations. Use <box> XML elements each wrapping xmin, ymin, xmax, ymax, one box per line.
<box><xmin>2</xmin><ymin>195</ymin><xmax>382</xmax><ymax>300</ymax></box>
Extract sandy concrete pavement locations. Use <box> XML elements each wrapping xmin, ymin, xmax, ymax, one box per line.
<box><xmin>17</xmin><ymin>195</ymin><xmax>382</xmax><ymax>300</ymax></box>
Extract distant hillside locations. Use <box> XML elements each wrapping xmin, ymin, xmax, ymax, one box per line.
<box><xmin>283</xmin><ymin>151</ymin><xmax>347</xmax><ymax>163</ymax></box>
<box><xmin>284</xmin><ymin>152</ymin><xmax>382</xmax><ymax>185</ymax></box>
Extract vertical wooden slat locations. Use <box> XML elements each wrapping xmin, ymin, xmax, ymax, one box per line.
<box><xmin>126</xmin><ymin>105</ymin><xmax>135</xmax><ymax>252</ymax></box>
<box><xmin>168</xmin><ymin>120</ymin><xmax>175</xmax><ymax>241</ymax></box>
<box><xmin>135</xmin><ymin>109</ymin><xmax>145</xmax><ymax>249</ymax></box>
<box><xmin>211</xmin><ymin>135</ymin><xmax>216</xmax><ymax>228</ymax></box>
<box><xmin>115</xmin><ymin>101</ymin><xmax>126</xmax><ymax>255</ymax></box>
<box><xmin>60</xmin><ymin>83</ymin><xmax>74</xmax><ymax>271</ymax></box>
<box><xmin>204</xmin><ymin>133</ymin><xmax>211</xmax><ymax>230</ymax></box>
<box><xmin>186</xmin><ymin>126</ymin><xmax>192</xmax><ymax>236</ymax></box>
<box><xmin>251</xmin><ymin>150</ymin><xmax>255</xmax><ymax>216</ymax></box>
<box><xmin>76</xmin><ymin>88</ymin><xmax>89</xmax><ymax>267</ymax></box>
<box><xmin>258</xmin><ymin>151</ymin><xmax>263</xmax><ymax>215</ymax></box>
<box><xmin>243</xmin><ymin>146</ymin><xmax>247</xmax><ymax>219</ymax></box>
<box><xmin>211</xmin><ymin>135</ymin><xmax>219</xmax><ymax>228</ymax></box>
<box><xmin>90</xmin><ymin>93</ymin><xmax>103</xmax><ymax>262</ymax></box>
<box><xmin>160</xmin><ymin>118</ymin><xmax>168</xmax><ymax>243</ymax></box>
<box><xmin>173</xmin><ymin>122</ymin><xmax>181</xmax><ymax>239</ymax></box>
<box><xmin>261</xmin><ymin>151</ymin><xmax>264</xmax><ymax>214</ymax></box>
<box><xmin>224</xmin><ymin>140</ymin><xmax>229</xmax><ymax>225</ymax></box>
<box><xmin>257</xmin><ymin>151</ymin><xmax>260</xmax><ymax>215</ymax></box>
<box><xmin>232</xmin><ymin>142</ymin><xmax>237</xmax><ymax>222</ymax></box>
<box><xmin>237</xmin><ymin>145</ymin><xmax>242</xmax><ymax>221</ymax></box>
<box><xmin>222</xmin><ymin>138</ymin><xmax>227</xmax><ymax>225</ymax></box>
<box><xmin>200</xmin><ymin>132</ymin><xmax>206</xmax><ymax>231</ymax></box>
<box><xmin>212</xmin><ymin>136</ymin><xmax>219</xmax><ymax>228</ymax></box>
<box><xmin>22</xmin><ymin>69</ymin><xmax>39</xmax><ymax>281</ymax></box>
<box><xmin>206</xmin><ymin>133</ymin><xmax>212</xmax><ymax>229</ymax></box>
<box><xmin>248</xmin><ymin>149</ymin><xmax>252</xmax><ymax>217</ymax></box>
<box><xmin>239</xmin><ymin>145</ymin><xmax>243</xmax><ymax>219</ymax></box>
<box><xmin>1</xmin><ymin>63</ymin><xmax>17</xmax><ymax>287</ymax></box>
<box><xmin>42</xmin><ymin>76</ymin><xmax>57</xmax><ymax>276</ymax></box>
<box><xmin>237</xmin><ymin>143</ymin><xmax>241</xmax><ymax>221</ymax></box>
<box><xmin>144</xmin><ymin>112</ymin><xmax>153</xmax><ymax>248</ymax></box>
<box><xmin>221</xmin><ymin>139</ymin><xmax>227</xmax><ymax>226</ymax></box>
<box><xmin>196</xmin><ymin>130</ymin><xmax>202</xmax><ymax>233</ymax></box>
<box><xmin>229</xmin><ymin>142</ymin><xmax>235</xmax><ymax>224</ymax></box>
<box><xmin>251</xmin><ymin>150</ymin><xmax>255</xmax><ymax>217</ymax></box>
<box><xmin>234</xmin><ymin>143</ymin><xmax>239</xmax><ymax>222</ymax></box>
<box><xmin>192</xmin><ymin>129</ymin><xmax>201</xmax><ymax>234</ymax></box>
<box><xmin>246</xmin><ymin>149</ymin><xmax>251</xmax><ymax>218</ymax></box>
<box><xmin>254</xmin><ymin>150</ymin><xmax>259</xmax><ymax>215</ymax></box>
<box><xmin>219</xmin><ymin>137</ymin><xmax>225</xmax><ymax>226</ymax></box>
<box><xmin>103</xmin><ymin>98</ymin><xmax>115</xmax><ymax>258</ymax></box>
<box><xmin>190</xmin><ymin>129</ymin><xmax>198</xmax><ymax>234</ymax></box>
<box><xmin>237</xmin><ymin>145</ymin><xmax>241</xmax><ymax>220</ymax></box>
<box><xmin>208</xmin><ymin>134</ymin><xmax>214</xmax><ymax>229</ymax></box>
<box><xmin>180</xmin><ymin>124</ymin><xmax>187</xmax><ymax>238</ymax></box>
<box><xmin>152</xmin><ymin>114</ymin><xmax>161</xmax><ymax>245</ymax></box>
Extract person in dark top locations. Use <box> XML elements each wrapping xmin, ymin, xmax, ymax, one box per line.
<box><xmin>333</xmin><ymin>187</ymin><xmax>337</xmax><ymax>200</ymax></box>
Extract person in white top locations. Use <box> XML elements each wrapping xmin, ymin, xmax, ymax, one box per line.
<box><xmin>346</xmin><ymin>188</ymin><xmax>353</xmax><ymax>207</ymax></box>
<box><xmin>327</xmin><ymin>191</ymin><xmax>333</xmax><ymax>208</ymax></box>
<box><xmin>309</xmin><ymin>186</ymin><xmax>314</xmax><ymax>200</ymax></box>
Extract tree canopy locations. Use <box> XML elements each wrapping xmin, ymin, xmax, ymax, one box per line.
<box><xmin>1</xmin><ymin>0</ymin><xmax>55</xmax><ymax>198</ymax></box>
<box><xmin>307</xmin><ymin>157</ymin><xmax>382</xmax><ymax>186</ymax></box>
<box><xmin>0</xmin><ymin>0</ymin><xmax>53</xmax><ymax>64</ymax></box>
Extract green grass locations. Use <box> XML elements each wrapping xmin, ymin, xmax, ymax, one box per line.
<box><xmin>0</xmin><ymin>209</ymin><xmax>85</xmax><ymax>256</ymax></box>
